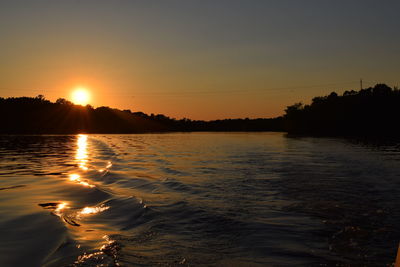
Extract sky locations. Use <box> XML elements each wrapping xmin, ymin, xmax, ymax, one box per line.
<box><xmin>1</xmin><ymin>0</ymin><xmax>399</xmax><ymax>120</ymax></box>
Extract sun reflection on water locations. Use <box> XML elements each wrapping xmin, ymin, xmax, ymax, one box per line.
<box><xmin>63</xmin><ymin>134</ymin><xmax>116</xmax><ymax>263</ymax></box>
<box><xmin>79</xmin><ymin>205</ymin><xmax>110</xmax><ymax>216</ymax></box>
<box><xmin>70</xmin><ymin>134</ymin><xmax>96</xmax><ymax>187</ymax></box>
<box><xmin>74</xmin><ymin>235</ymin><xmax>120</xmax><ymax>266</ymax></box>
<box><xmin>53</xmin><ymin>202</ymin><xmax>69</xmax><ymax>217</ymax></box>
<box><xmin>69</xmin><ymin>173</ymin><xmax>95</xmax><ymax>188</ymax></box>
<box><xmin>76</xmin><ymin>134</ymin><xmax>89</xmax><ymax>171</ymax></box>
<box><xmin>99</xmin><ymin>161</ymin><xmax>113</xmax><ymax>173</ymax></box>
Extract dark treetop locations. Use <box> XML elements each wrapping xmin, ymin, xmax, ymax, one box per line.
<box><xmin>283</xmin><ymin>83</ymin><xmax>400</xmax><ymax>138</ymax></box>
<box><xmin>0</xmin><ymin>96</ymin><xmax>282</xmax><ymax>134</ymax></box>
<box><xmin>1</xmin><ymin>83</ymin><xmax>399</xmax><ymax>137</ymax></box>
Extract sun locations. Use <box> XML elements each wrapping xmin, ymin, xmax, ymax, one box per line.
<box><xmin>71</xmin><ymin>88</ymin><xmax>90</xmax><ymax>105</ymax></box>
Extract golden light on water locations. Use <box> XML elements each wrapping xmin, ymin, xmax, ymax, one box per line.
<box><xmin>71</xmin><ymin>88</ymin><xmax>91</xmax><ymax>105</ymax></box>
<box><xmin>99</xmin><ymin>162</ymin><xmax>112</xmax><ymax>173</ymax></box>
<box><xmin>54</xmin><ymin>202</ymin><xmax>69</xmax><ymax>216</ymax></box>
<box><xmin>69</xmin><ymin>173</ymin><xmax>80</xmax><ymax>181</ymax></box>
<box><xmin>76</xmin><ymin>134</ymin><xmax>88</xmax><ymax>171</ymax></box>
<box><xmin>69</xmin><ymin>173</ymin><xmax>95</xmax><ymax>188</ymax></box>
<box><xmin>70</xmin><ymin>135</ymin><xmax>96</xmax><ymax>187</ymax></box>
<box><xmin>79</xmin><ymin>205</ymin><xmax>110</xmax><ymax>215</ymax></box>
<box><xmin>56</xmin><ymin>202</ymin><xmax>67</xmax><ymax>211</ymax></box>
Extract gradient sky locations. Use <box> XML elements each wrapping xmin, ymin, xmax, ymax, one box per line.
<box><xmin>1</xmin><ymin>0</ymin><xmax>399</xmax><ymax>120</ymax></box>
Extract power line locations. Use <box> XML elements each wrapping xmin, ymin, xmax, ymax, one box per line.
<box><xmin>2</xmin><ymin>80</ymin><xmax>391</xmax><ymax>98</ymax></box>
<box><xmin>128</xmin><ymin>80</ymin><xmax>360</xmax><ymax>96</ymax></box>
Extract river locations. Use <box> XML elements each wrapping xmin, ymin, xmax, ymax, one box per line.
<box><xmin>0</xmin><ymin>132</ymin><xmax>399</xmax><ymax>266</ymax></box>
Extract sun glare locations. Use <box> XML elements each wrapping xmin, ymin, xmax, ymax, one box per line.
<box><xmin>71</xmin><ymin>88</ymin><xmax>90</xmax><ymax>105</ymax></box>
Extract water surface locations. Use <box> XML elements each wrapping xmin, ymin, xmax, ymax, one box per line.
<box><xmin>0</xmin><ymin>133</ymin><xmax>399</xmax><ymax>266</ymax></box>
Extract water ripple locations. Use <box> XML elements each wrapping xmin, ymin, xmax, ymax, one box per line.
<box><xmin>0</xmin><ymin>133</ymin><xmax>400</xmax><ymax>266</ymax></box>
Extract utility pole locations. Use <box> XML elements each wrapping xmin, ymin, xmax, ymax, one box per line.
<box><xmin>360</xmin><ymin>79</ymin><xmax>363</xmax><ymax>90</ymax></box>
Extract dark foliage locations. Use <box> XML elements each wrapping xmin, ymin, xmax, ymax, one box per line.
<box><xmin>0</xmin><ymin>96</ymin><xmax>283</xmax><ymax>134</ymax></box>
<box><xmin>3</xmin><ymin>83</ymin><xmax>397</xmax><ymax>135</ymax></box>
<box><xmin>283</xmin><ymin>84</ymin><xmax>400</xmax><ymax>138</ymax></box>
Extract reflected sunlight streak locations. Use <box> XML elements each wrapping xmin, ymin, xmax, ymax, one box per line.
<box><xmin>79</xmin><ymin>205</ymin><xmax>110</xmax><ymax>216</ymax></box>
<box><xmin>54</xmin><ymin>202</ymin><xmax>69</xmax><ymax>217</ymax></box>
<box><xmin>76</xmin><ymin>134</ymin><xmax>89</xmax><ymax>171</ymax></box>
<box><xmin>69</xmin><ymin>173</ymin><xmax>95</xmax><ymax>188</ymax></box>
<box><xmin>70</xmin><ymin>135</ymin><xmax>96</xmax><ymax>187</ymax></box>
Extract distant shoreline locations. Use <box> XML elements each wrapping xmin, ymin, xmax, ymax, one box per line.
<box><xmin>1</xmin><ymin>83</ymin><xmax>399</xmax><ymax>138</ymax></box>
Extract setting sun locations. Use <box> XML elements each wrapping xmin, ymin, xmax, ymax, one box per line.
<box><xmin>71</xmin><ymin>88</ymin><xmax>90</xmax><ymax>105</ymax></box>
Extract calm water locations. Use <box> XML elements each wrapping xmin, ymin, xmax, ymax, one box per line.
<box><xmin>0</xmin><ymin>133</ymin><xmax>400</xmax><ymax>266</ymax></box>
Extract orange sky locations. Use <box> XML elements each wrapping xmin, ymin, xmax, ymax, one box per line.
<box><xmin>1</xmin><ymin>1</ymin><xmax>399</xmax><ymax>120</ymax></box>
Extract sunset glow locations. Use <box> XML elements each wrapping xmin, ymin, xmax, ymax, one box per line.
<box><xmin>71</xmin><ymin>88</ymin><xmax>90</xmax><ymax>106</ymax></box>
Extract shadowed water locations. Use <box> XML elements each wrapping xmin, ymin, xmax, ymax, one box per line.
<box><xmin>0</xmin><ymin>133</ymin><xmax>399</xmax><ymax>266</ymax></box>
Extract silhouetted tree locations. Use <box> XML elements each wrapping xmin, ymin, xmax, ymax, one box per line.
<box><xmin>56</xmin><ymin>98</ymin><xmax>73</xmax><ymax>105</ymax></box>
<box><xmin>0</xmin><ymin>96</ymin><xmax>283</xmax><ymax>133</ymax></box>
<box><xmin>283</xmin><ymin>83</ymin><xmax>400</xmax><ymax>138</ymax></box>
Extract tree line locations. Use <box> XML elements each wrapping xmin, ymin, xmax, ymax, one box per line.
<box><xmin>1</xmin><ymin>83</ymin><xmax>399</xmax><ymax>137</ymax></box>
<box><xmin>0</xmin><ymin>95</ymin><xmax>282</xmax><ymax>133</ymax></box>
<box><xmin>283</xmin><ymin>83</ymin><xmax>400</xmax><ymax>137</ymax></box>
